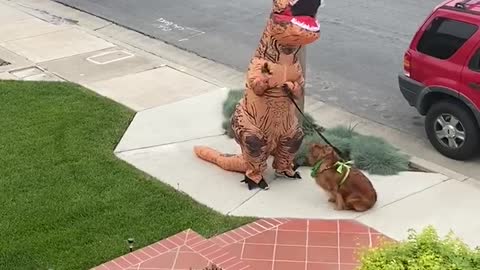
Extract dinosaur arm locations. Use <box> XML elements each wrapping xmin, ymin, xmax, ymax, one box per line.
<box><xmin>246</xmin><ymin>60</ymin><xmax>274</xmax><ymax>96</ymax></box>
<box><xmin>284</xmin><ymin>72</ymin><xmax>305</xmax><ymax>99</ymax></box>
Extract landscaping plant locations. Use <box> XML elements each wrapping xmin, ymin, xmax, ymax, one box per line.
<box><xmin>358</xmin><ymin>226</ymin><xmax>480</xmax><ymax>270</ymax></box>
<box><xmin>221</xmin><ymin>89</ymin><xmax>410</xmax><ymax>175</ymax></box>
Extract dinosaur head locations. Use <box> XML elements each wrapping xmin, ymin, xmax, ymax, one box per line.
<box><xmin>270</xmin><ymin>0</ymin><xmax>321</xmax><ymax>46</ymax></box>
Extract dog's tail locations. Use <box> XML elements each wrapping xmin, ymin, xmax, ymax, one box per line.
<box><xmin>193</xmin><ymin>146</ymin><xmax>247</xmax><ymax>173</ymax></box>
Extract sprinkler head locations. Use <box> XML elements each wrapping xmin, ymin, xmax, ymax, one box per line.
<box><xmin>127</xmin><ymin>238</ymin><xmax>135</xmax><ymax>252</ymax></box>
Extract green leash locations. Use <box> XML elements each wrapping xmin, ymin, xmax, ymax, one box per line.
<box><xmin>310</xmin><ymin>160</ymin><xmax>354</xmax><ymax>187</ymax></box>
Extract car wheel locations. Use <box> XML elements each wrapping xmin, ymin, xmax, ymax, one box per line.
<box><xmin>425</xmin><ymin>100</ymin><xmax>480</xmax><ymax>160</ymax></box>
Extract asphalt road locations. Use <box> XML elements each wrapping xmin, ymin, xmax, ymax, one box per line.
<box><xmin>55</xmin><ymin>0</ymin><xmax>441</xmax><ymax>138</ymax></box>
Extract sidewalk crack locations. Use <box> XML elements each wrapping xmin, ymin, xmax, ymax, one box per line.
<box><xmin>226</xmin><ymin>177</ymin><xmax>284</xmax><ymax>216</ymax></box>
<box><xmin>354</xmin><ymin>177</ymin><xmax>453</xmax><ymax>219</ymax></box>
<box><xmin>226</xmin><ymin>189</ymin><xmax>262</xmax><ymax>216</ymax></box>
<box><xmin>114</xmin><ymin>133</ymin><xmax>227</xmax><ymax>154</ymax></box>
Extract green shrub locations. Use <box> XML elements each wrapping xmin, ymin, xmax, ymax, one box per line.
<box><xmin>294</xmin><ymin>125</ymin><xmax>410</xmax><ymax>175</ymax></box>
<box><xmin>294</xmin><ymin>134</ymin><xmax>352</xmax><ymax>166</ymax></box>
<box><xmin>358</xmin><ymin>226</ymin><xmax>480</xmax><ymax>270</ymax></box>
<box><xmin>294</xmin><ymin>134</ymin><xmax>321</xmax><ymax>166</ymax></box>
<box><xmin>350</xmin><ymin>135</ymin><xmax>410</xmax><ymax>175</ymax></box>
<box><xmin>323</xmin><ymin>126</ymin><xmax>357</xmax><ymax>157</ymax></box>
<box><xmin>301</xmin><ymin>112</ymin><xmax>325</xmax><ymax>136</ymax></box>
<box><xmin>222</xmin><ymin>89</ymin><xmax>243</xmax><ymax>138</ymax></box>
<box><xmin>222</xmin><ymin>89</ymin><xmax>243</xmax><ymax>119</ymax></box>
<box><xmin>323</xmin><ymin>125</ymin><xmax>360</xmax><ymax>139</ymax></box>
<box><xmin>220</xmin><ymin>89</ymin><xmax>410</xmax><ymax>175</ymax></box>
<box><xmin>222</xmin><ymin>119</ymin><xmax>235</xmax><ymax>138</ymax></box>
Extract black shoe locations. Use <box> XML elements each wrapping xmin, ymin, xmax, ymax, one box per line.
<box><xmin>275</xmin><ymin>171</ymin><xmax>302</xmax><ymax>179</ymax></box>
<box><xmin>241</xmin><ymin>176</ymin><xmax>269</xmax><ymax>190</ymax></box>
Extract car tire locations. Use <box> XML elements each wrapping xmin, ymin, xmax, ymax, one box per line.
<box><xmin>425</xmin><ymin>100</ymin><xmax>480</xmax><ymax>160</ymax></box>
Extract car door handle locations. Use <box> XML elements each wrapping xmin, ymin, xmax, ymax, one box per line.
<box><xmin>469</xmin><ymin>82</ymin><xmax>480</xmax><ymax>90</ymax></box>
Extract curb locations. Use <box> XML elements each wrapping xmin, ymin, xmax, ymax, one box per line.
<box><xmin>408</xmin><ymin>156</ymin><xmax>470</xmax><ymax>181</ymax></box>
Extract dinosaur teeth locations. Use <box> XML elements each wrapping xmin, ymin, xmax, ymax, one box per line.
<box><xmin>291</xmin><ymin>17</ymin><xmax>320</xmax><ymax>32</ymax></box>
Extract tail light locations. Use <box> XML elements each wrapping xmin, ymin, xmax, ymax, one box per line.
<box><xmin>403</xmin><ymin>52</ymin><xmax>412</xmax><ymax>77</ymax></box>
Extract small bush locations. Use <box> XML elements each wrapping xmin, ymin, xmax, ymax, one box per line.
<box><xmin>219</xmin><ymin>89</ymin><xmax>410</xmax><ymax>175</ymax></box>
<box><xmin>222</xmin><ymin>119</ymin><xmax>235</xmax><ymax>138</ymax></box>
<box><xmin>301</xmin><ymin>112</ymin><xmax>325</xmax><ymax>136</ymax></box>
<box><xmin>350</xmin><ymin>135</ymin><xmax>410</xmax><ymax>175</ymax></box>
<box><xmin>358</xmin><ymin>226</ymin><xmax>480</xmax><ymax>270</ymax></box>
<box><xmin>294</xmin><ymin>134</ymin><xmax>320</xmax><ymax>166</ymax></box>
<box><xmin>294</xmin><ymin>132</ymin><xmax>352</xmax><ymax>168</ymax></box>
<box><xmin>294</xmin><ymin>125</ymin><xmax>410</xmax><ymax>175</ymax></box>
<box><xmin>222</xmin><ymin>89</ymin><xmax>243</xmax><ymax>138</ymax></box>
<box><xmin>323</xmin><ymin>125</ymin><xmax>360</xmax><ymax>139</ymax></box>
<box><xmin>222</xmin><ymin>89</ymin><xmax>243</xmax><ymax>119</ymax></box>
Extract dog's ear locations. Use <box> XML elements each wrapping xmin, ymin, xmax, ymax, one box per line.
<box><xmin>325</xmin><ymin>145</ymin><xmax>333</xmax><ymax>154</ymax></box>
<box><xmin>308</xmin><ymin>143</ymin><xmax>323</xmax><ymax>159</ymax></box>
<box><xmin>309</xmin><ymin>143</ymin><xmax>321</xmax><ymax>152</ymax></box>
<box><xmin>326</xmin><ymin>146</ymin><xmax>339</xmax><ymax>160</ymax></box>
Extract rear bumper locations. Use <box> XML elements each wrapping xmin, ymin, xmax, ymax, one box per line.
<box><xmin>398</xmin><ymin>73</ymin><xmax>424</xmax><ymax>108</ymax></box>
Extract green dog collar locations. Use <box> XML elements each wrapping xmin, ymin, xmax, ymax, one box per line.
<box><xmin>310</xmin><ymin>159</ymin><xmax>323</xmax><ymax>178</ymax></box>
<box><xmin>311</xmin><ymin>159</ymin><xmax>354</xmax><ymax>187</ymax></box>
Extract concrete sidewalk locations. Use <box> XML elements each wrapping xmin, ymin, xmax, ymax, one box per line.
<box><xmin>114</xmin><ymin>87</ymin><xmax>480</xmax><ymax>248</ymax></box>
<box><xmin>1</xmin><ymin>0</ymin><xmax>480</xmax><ymax>249</ymax></box>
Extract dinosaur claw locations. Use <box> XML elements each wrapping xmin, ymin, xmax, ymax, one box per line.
<box><xmin>241</xmin><ymin>176</ymin><xmax>269</xmax><ymax>190</ymax></box>
<box><xmin>275</xmin><ymin>171</ymin><xmax>302</xmax><ymax>180</ymax></box>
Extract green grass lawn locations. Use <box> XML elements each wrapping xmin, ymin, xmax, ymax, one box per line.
<box><xmin>0</xmin><ymin>80</ymin><xmax>254</xmax><ymax>270</ymax></box>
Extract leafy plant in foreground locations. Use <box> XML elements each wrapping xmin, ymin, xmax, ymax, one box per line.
<box><xmin>358</xmin><ymin>226</ymin><xmax>480</xmax><ymax>270</ymax></box>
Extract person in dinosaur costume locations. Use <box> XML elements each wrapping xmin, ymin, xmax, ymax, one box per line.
<box><xmin>194</xmin><ymin>0</ymin><xmax>322</xmax><ymax>190</ymax></box>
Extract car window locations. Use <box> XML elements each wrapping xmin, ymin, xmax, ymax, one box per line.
<box><xmin>417</xmin><ymin>17</ymin><xmax>478</xmax><ymax>60</ymax></box>
<box><xmin>469</xmin><ymin>48</ymin><xmax>480</xmax><ymax>72</ymax></box>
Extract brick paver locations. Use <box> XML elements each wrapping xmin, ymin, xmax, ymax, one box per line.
<box><xmin>93</xmin><ymin>219</ymin><xmax>393</xmax><ymax>270</ymax></box>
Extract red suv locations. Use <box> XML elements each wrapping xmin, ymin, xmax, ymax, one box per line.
<box><xmin>399</xmin><ymin>0</ymin><xmax>480</xmax><ymax>160</ymax></box>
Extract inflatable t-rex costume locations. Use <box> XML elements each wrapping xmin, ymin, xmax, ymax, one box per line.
<box><xmin>194</xmin><ymin>0</ymin><xmax>322</xmax><ymax>190</ymax></box>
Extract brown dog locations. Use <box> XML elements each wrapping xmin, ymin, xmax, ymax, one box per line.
<box><xmin>307</xmin><ymin>143</ymin><xmax>377</xmax><ymax>212</ymax></box>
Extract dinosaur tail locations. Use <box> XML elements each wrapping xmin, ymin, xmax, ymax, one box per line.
<box><xmin>193</xmin><ymin>146</ymin><xmax>247</xmax><ymax>173</ymax></box>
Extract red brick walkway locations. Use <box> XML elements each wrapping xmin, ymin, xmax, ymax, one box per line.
<box><xmin>92</xmin><ymin>219</ymin><xmax>393</xmax><ymax>270</ymax></box>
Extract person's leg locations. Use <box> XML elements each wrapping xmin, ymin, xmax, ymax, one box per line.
<box><xmin>272</xmin><ymin>124</ymin><xmax>304</xmax><ymax>179</ymax></box>
<box><xmin>231</xmin><ymin>103</ymin><xmax>270</xmax><ymax>189</ymax></box>
<box><xmin>239</xmin><ymin>137</ymin><xmax>270</xmax><ymax>189</ymax></box>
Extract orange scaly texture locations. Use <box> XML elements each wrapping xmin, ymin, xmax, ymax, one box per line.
<box><xmin>193</xmin><ymin>0</ymin><xmax>321</xmax><ymax>186</ymax></box>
